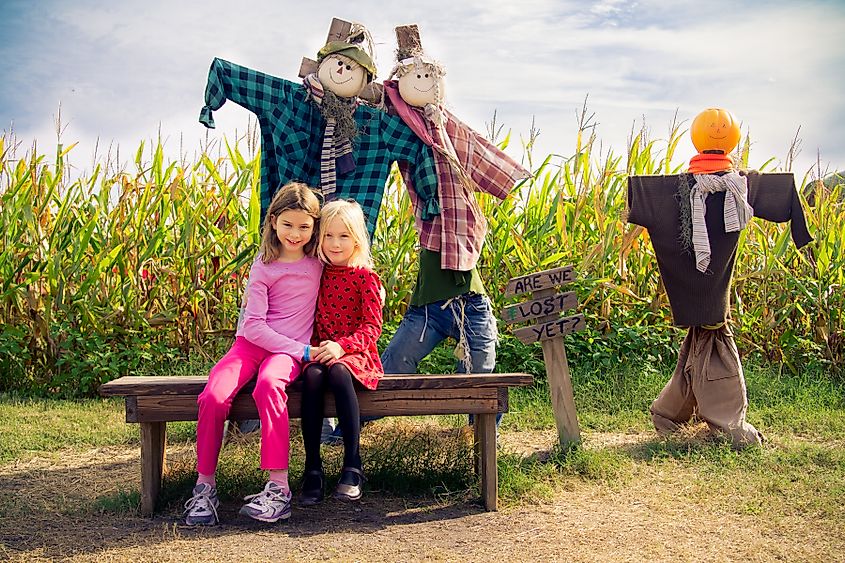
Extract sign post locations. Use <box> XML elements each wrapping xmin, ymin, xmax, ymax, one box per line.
<box><xmin>503</xmin><ymin>265</ymin><xmax>585</xmax><ymax>446</ymax></box>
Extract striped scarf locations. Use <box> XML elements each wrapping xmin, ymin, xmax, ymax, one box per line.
<box><xmin>690</xmin><ymin>172</ymin><xmax>754</xmax><ymax>273</ymax></box>
<box><xmin>303</xmin><ymin>74</ymin><xmax>356</xmax><ymax>198</ymax></box>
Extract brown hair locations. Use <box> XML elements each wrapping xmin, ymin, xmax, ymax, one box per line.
<box><xmin>259</xmin><ymin>182</ymin><xmax>321</xmax><ymax>263</ymax></box>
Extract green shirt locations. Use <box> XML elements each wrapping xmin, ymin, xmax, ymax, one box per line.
<box><xmin>410</xmin><ymin>249</ymin><xmax>486</xmax><ymax>306</ymax></box>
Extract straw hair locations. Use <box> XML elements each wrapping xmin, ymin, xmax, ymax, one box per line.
<box><xmin>317</xmin><ymin>199</ymin><xmax>373</xmax><ymax>269</ymax></box>
<box><xmin>259</xmin><ymin>182</ymin><xmax>321</xmax><ymax>263</ymax></box>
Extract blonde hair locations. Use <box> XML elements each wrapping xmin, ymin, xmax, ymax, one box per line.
<box><xmin>259</xmin><ymin>182</ymin><xmax>321</xmax><ymax>263</ymax></box>
<box><xmin>317</xmin><ymin>200</ymin><xmax>373</xmax><ymax>269</ymax></box>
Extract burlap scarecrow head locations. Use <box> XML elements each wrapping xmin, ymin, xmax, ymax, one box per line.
<box><xmin>317</xmin><ymin>41</ymin><xmax>376</xmax><ymax>99</ymax></box>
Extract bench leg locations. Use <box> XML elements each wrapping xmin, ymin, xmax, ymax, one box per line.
<box><xmin>473</xmin><ymin>421</ymin><xmax>482</xmax><ymax>476</ymax></box>
<box><xmin>477</xmin><ymin>413</ymin><xmax>497</xmax><ymax>511</ymax></box>
<box><xmin>140</xmin><ymin>421</ymin><xmax>166</xmax><ymax>516</ymax></box>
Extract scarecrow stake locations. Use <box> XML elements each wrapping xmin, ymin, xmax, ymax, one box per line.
<box><xmin>503</xmin><ymin>266</ymin><xmax>585</xmax><ymax>446</ymax></box>
<box><xmin>395</xmin><ymin>24</ymin><xmax>423</xmax><ymax>54</ymax></box>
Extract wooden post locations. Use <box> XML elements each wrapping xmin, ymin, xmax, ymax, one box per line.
<box><xmin>534</xmin><ymin>290</ymin><xmax>581</xmax><ymax>445</ymax></box>
<box><xmin>140</xmin><ymin>421</ymin><xmax>166</xmax><ymax>516</ymax></box>
<box><xmin>477</xmin><ymin>413</ymin><xmax>498</xmax><ymax>511</ymax></box>
<box><xmin>473</xmin><ymin>421</ymin><xmax>479</xmax><ymax>475</ymax></box>
<box><xmin>504</xmin><ymin>266</ymin><xmax>584</xmax><ymax>447</ymax></box>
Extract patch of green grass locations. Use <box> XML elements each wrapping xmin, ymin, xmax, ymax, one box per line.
<box><xmin>90</xmin><ymin>489</ymin><xmax>141</xmax><ymax>515</ymax></box>
<box><xmin>498</xmin><ymin>445</ymin><xmax>632</xmax><ymax>505</ymax></box>
<box><xmin>0</xmin><ymin>396</ymin><xmax>133</xmax><ymax>463</ymax></box>
<box><xmin>633</xmin><ymin>436</ymin><xmax>845</xmax><ymax>523</ymax></box>
<box><xmin>156</xmin><ymin>422</ymin><xmax>477</xmax><ymax>515</ymax></box>
<box><xmin>0</xmin><ymin>395</ymin><xmax>198</xmax><ymax>463</ymax></box>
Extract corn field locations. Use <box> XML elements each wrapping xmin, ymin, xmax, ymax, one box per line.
<box><xmin>1</xmin><ymin>114</ymin><xmax>842</xmax><ymax>396</ymax></box>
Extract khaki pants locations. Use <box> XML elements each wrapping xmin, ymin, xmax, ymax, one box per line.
<box><xmin>651</xmin><ymin>325</ymin><xmax>763</xmax><ymax>448</ymax></box>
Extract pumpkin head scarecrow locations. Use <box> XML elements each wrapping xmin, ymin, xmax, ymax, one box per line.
<box><xmin>626</xmin><ymin>108</ymin><xmax>812</xmax><ymax>448</ymax></box>
<box><xmin>199</xmin><ymin>22</ymin><xmax>440</xmax><ymax>237</ymax></box>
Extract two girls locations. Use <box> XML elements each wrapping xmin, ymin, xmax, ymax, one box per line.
<box><xmin>184</xmin><ymin>183</ymin><xmax>381</xmax><ymax>525</ymax></box>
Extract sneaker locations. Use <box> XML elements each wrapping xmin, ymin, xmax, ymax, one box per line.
<box><xmin>319</xmin><ymin>418</ymin><xmax>336</xmax><ymax>443</ymax></box>
<box><xmin>239</xmin><ymin>481</ymin><xmax>291</xmax><ymax>523</ymax></box>
<box><xmin>321</xmin><ymin>424</ymin><xmax>344</xmax><ymax>445</ymax></box>
<box><xmin>184</xmin><ymin>483</ymin><xmax>219</xmax><ymax>526</ymax></box>
<box><xmin>321</xmin><ymin>419</ymin><xmax>374</xmax><ymax>445</ymax></box>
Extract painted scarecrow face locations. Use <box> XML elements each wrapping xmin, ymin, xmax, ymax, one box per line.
<box><xmin>690</xmin><ymin>108</ymin><xmax>742</xmax><ymax>154</ymax></box>
<box><xmin>318</xmin><ymin>53</ymin><xmax>368</xmax><ymax>98</ymax></box>
<box><xmin>397</xmin><ymin>61</ymin><xmax>443</xmax><ymax>107</ymax></box>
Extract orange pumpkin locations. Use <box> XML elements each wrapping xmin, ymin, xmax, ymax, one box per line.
<box><xmin>690</xmin><ymin>108</ymin><xmax>741</xmax><ymax>154</ymax></box>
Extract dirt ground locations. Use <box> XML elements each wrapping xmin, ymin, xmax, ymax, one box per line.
<box><xmin>1</xmin><ymin>430</ymin><xmax>842</xmax><ymax>562</ymax></box>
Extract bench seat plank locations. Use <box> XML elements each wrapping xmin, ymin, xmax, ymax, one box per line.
<box><xmin>100</xmin><ymin>373</ymin><xmax>533</xmax><ymax>397</ymax></box>
<box><xmin>128</xmin><ymin>388</ymin><xmax>504</xmax><ymax>422</ymax></box>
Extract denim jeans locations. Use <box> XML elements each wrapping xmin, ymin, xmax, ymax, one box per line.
<box><xmin>380</xmin><ymin>292</ymin><xmax>501</xmax><ymax>425</ymax></box>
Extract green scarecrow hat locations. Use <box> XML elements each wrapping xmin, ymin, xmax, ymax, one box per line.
<box><xmin>317</xmin><ymin>41</ymin><xmax>376</xmax><ymax>81</ymax></box>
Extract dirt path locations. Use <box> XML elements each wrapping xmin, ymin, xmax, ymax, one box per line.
<box><xmin>1</xmin><ymin>431</ymin><xmax>842</xmax><ymax>562</ymax></box>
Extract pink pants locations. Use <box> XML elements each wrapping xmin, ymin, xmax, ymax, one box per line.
<box><xmin>196</xmin><ymin>336</ymin><xmax>301</xmax><ymax>475</ymax></box>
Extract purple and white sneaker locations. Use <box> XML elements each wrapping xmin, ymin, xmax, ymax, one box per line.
<box><xmin>184</xmin><ymin>483</ymin><xmax>219</xmax><ymax>526</ymax></box>
<box><xmin>239</xmin><ymin>481</ymin><xmax>291</xmax><ymax>523</ymax></box>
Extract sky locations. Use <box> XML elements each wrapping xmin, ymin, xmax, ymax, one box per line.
<box><xmin>2</xmin><ymin>0</ymin><xmax>844</xmax><ymax>182</ymax></box>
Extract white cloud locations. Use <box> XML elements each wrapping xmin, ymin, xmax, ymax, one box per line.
<box><xmin>2</xmin><ymin>0</ymin><xmax>843</xmax><ymax>180</ymax></box>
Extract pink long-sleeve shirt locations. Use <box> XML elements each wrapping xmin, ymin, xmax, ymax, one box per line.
<box><xmin>236</xmin><ymin>254</ymin><xmax>323</xmax><ymax>358</ymax></box>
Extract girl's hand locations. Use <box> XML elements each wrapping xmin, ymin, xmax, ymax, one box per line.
<box><xmin>313</xmin><ymin>340</ymin><xmax>345</xmax><ymax>364</ymax></box>
<box><xmin>307</xmin><ymin>345</ymin><xmax>323</xmax><ymax>362</ymax></box>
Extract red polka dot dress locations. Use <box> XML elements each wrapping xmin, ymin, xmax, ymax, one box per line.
<box><xmin>312</xmin><ymin>264</ymin><xmax>384</xmax><ymax>390</ymax></box>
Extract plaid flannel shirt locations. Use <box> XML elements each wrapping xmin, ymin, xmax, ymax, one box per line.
<box><xmin>399</xmin><ymin>108</ymin><xmax>530</xmax><ymax>271</ymax></box>
<box><xmin>200</xmin><ymin>58</ymin><xmax>439</xmax><ymax>236</ymax></box>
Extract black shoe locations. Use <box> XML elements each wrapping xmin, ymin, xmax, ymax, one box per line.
<box><xmin>298</xmin><ymin>469</ymin><xmax>324</xmax><ymax>506</ymax></box>
<box><xmin>333</xmin><ymin>467</ymin><xmax>364</xmax><ymax>501</ymax></box>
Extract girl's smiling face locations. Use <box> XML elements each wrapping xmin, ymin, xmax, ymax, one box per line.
<box><xmin>321</xmin><ymin>216</ymin><xmax>358</xmax><ymax>267</ymax></box>
<box><xmin>271</xmin><ymin>209</ymin><xmax>315</xmax><ymax>261</ymax></box>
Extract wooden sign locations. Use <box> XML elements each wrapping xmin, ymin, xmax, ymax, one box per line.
<box><xmin>298</xmin><ymin>17</ymin><xmax>383</xmax><ymax>104</ymax></box>
<box><xmin>504</xmin><ymin>266</ymin><xmax>575</xmax><ymax>297</ymax></box>
<box><xmin>502</xmin><ymin>291</ymin><xmax>578</xmax><ymax>325</ymax></box>
<box><xmin>502</xmin><ymin>265</ymin><xmax>582</xmax><ymax>446</ymax></box>
<box><xmin>513</xmin><ymin>313</ymin><xmax>585</xmax><ymax>344</ymax></box>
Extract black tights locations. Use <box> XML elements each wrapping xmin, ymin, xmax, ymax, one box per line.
<box><xmin>301</xmin><ymin>362</ymin><xmax>361</xmax><ymax>472</ymax></box>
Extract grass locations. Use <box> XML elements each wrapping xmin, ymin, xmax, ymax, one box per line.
<box><xmin>0</xmin><ymin>396</ymin><xmax>197</xmax><ymax>464</ymax></box>
<box><xmin>1</xmin><ymin>358</ymin><xmax>842</xmax><ymax>525</ymax></box>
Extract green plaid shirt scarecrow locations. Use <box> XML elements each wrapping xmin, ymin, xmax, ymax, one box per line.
<box><xmin>200</xmin><ymin>58</ymin><xmax>440</xmax><ymax>236</ymax></box>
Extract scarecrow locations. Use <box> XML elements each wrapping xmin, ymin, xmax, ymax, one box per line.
<box><xmin>199</xmin><ymin>24</ymin><xmax>440</xmax><ymax>237</ymax></box>
<box><xmin>626</xmin><ymin>108</ymin><xmax>813</xmax><ymax>447</ymax></box>
<box><xmin>379</xmin><ymin>25</ymin><xmax>530</xmax><ymax>382</ymax></box>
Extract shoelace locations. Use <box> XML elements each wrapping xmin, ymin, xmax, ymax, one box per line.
<box><xmin>243</xmin><ymin>485</ymin><xmax>289</xmax><ymax>506</ymax></box>
<box><xmin>183</xmin><ymin>490</ymin><xmax>218</xmax><ymax>520</ymax></box>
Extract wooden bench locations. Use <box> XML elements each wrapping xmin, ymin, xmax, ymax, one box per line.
<box><xmin>99</xmin><ymin>372</ymin><xmax>533</xmax><ymax>515</ymax></box>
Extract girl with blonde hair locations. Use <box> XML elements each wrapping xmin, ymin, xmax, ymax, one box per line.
<box><xmin>299</xmin><ymin>199</ymin><xmax>384</xmax><ymax>504</ymax></box>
